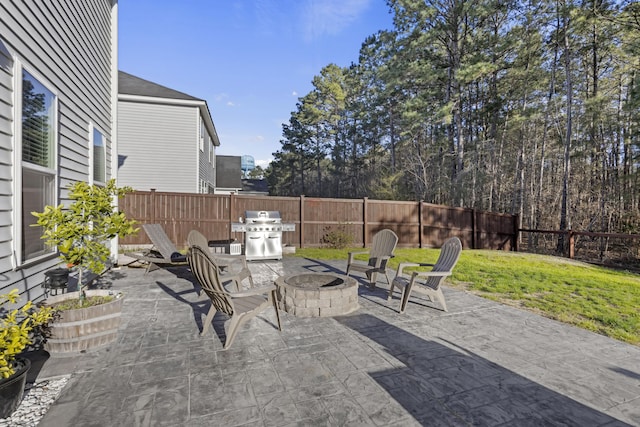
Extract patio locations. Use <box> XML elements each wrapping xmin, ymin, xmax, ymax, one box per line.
<box><xmin>32</xmin><ymin>257</ymin><xmax>640</xmax><ymax>426</ymax></box>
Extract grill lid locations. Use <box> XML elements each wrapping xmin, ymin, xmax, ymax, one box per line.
<box><xmin>245</xmin><ymin>210</ymin><xmax>281</xmax><ymax>222</ymax></box>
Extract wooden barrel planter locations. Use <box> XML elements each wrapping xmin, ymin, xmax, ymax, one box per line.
<box><xmin>45</xmin><ymin>290</ymin><xmax>124</xmax><ymax>354</ymax></box>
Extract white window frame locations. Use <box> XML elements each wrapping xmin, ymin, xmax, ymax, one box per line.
<box><xmin>199</xmin><ymin>118</ymin><xmax>204</xmax><ymax>152</ymax></box>
<box><xmin>89</xmin><ymin>124</ymin><xmax>106</xmax><ymax>185</ymax></box>
<box><xmin>14</xmin><ymin>62</ymin><xmax>59</xmax><ymax>266</ymax></box>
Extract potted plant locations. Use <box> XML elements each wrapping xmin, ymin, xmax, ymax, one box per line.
<box><xmin>0</xmin><ymin>289</ymin><xmax>53</xmax><ymax>417</ymax></box>
<box><xmin>31</xmin><ymin>179</ymin><xmax>138</xmax><ymax>353</ymax></box>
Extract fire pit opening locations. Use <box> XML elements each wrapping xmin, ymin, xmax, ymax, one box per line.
<box><xmin>275</xmin><ymin>273</ymin><xmax>358</xmax><ymax>317</ymax></box>
<box><xmin>284</xmin><ymin>273</ymin><xmax>344</xmax><ymax>289</ymax></box>
<box><xmin>321</xmin><ymin>279</ymin><xmax>342</xmax><ymax>288</ymax></box>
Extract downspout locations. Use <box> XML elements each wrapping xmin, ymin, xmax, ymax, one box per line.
<box><xmin>110</xmin><ymin>0</ymin><xmax>120</xmax><ymax>263</ymax></box>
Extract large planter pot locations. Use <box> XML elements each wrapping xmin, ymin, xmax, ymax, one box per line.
<box><xmin>45</xmin><ymin>290</ymin><xmax>124</xmax><ymax>355</ymax></box>
<box><xmin>0</xmin><ymin>358</ymin><xmax>30</xmax><ymax>418</ymax></box>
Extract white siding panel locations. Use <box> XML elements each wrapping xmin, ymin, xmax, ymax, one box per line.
<box><xmin>0</xmin><ymin>250</ymin><xmax>14</xmax><ymax>273</ymax></box>
<box><xmin>0</xmin><ymin>135</ymin><xmax>12</xmax><ymax>162</ymax></box>
<box><xmin>197</xmin><ymin>120</ymin><xmax>216</xmax><ymax>190</ymax></box>
<box><xmin>0</xmin><ymin>99</ymin><xmax>11</xmax><ymax>121</ymax></box>
<box><xmin>0</xmin><ymin>165</ymin><xmax>12</xmax><ymax>183</ymax></box>
<box><xmin>118</xmin><ymin>101</ymin><xmax>198</xmax><ymax>193</ymax></box>
<box><xmin>0</xmin><ymin>35</ymin><xmax>14</xmax><ymax>296</ymax></box>
<box><xmin>0</xmin><ymin>180</ymin><xmax>13</xmax><ymax>196</ymax></box>
<box><xmin>0</xmin><ymin>225</ymin><xmax>12</xmax><ymax>243</ymax></box>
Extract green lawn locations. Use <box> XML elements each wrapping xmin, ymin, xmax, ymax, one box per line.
<box><xmin>291</xmin><ymin>247</ymin><xmax>640</xmax><ymax>345</ymax></box>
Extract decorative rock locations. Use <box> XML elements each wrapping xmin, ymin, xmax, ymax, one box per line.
<box><xmin>0</xmin><ymin>376</ymin><xmax>69</xmax><ymax>427</ymax></box>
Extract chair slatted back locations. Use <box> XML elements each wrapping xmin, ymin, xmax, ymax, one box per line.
<box><xmin>187</xmin><ymin>230</ymin><xmax>209</xmax><ymax>251</ymax></box>
<box><xmin>426</xmin><ymin>237</ymin><xmax>462</xmax><ymax>289</ymax></box>
<box><xmin>143</xmin><ymin>224</ymin><xmax>182</xmax><ymax>259</ymax></box>
<box><xmin>188</xmin><ymin>245</ymin><xmax>234</xmax><ymax>316</ymax></box>
<box><xmin>369</xmin><ymin>229</ymin><xmax>399</xmax><ymax>266</ymax></box>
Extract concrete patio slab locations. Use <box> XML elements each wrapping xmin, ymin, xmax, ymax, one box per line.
<box><xmin>29</xmin><ymin>257</ymin><xmax>640</xmax><ymax>426</ymax></box>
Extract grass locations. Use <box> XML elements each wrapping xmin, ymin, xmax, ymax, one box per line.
<box><xmin>290</xmin><ymin>247</ymin><xmax>640</xmax><ymax>345</ymax></box>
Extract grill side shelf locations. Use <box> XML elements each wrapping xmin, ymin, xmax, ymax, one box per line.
<box><xmin>231</xmin><ymin>223</ymin><xmax>246</xmax><ymax>232</ymax></box>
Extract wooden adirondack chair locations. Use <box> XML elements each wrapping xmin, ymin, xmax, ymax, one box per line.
<box><xmin>187</xmin><ymin>229</ymin><xmax>253</xmax><ymax>291</ymax></box>
<box><xmin>346</xmin><ymin>229</ymin><xmax>398</xmax><ymax>289</ymax></box>
<box><xmin>388</xmin><ymin>237</ymin><xmax>462</xmax><ymax>313</ymax></box>
<box><xmin>187</xmin><ymin>244</ymin><xmax>281</xmax><ymax>349</ymax></box>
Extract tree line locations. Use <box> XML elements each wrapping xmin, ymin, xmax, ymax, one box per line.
<box><xmin>266</xmin><ymin>0</ymin><xmax>640</xmax><ymax>236</ymax></box>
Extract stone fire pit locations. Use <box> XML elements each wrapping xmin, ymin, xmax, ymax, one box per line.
<box><xmin>275</xmin><ymin>273</ymin><xmax>359</xmax><ymax>317</ymax></box>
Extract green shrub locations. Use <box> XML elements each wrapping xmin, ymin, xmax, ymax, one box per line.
<box><xmin>0</xmin><ymin>290</ymin><xmax>53</xmax><ymax>378</ymax></box>
<box><xmin>321</xmin><ymin>224</ymin><xmax>354</xmax><ymax>249</ymax></box>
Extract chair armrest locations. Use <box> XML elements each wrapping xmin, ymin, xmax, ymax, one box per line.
<box><xmin>348</xmin><ymin>250</ymin><xmax>369</xmax><ymax>263</ymax></box>
<box><xmin>230</xmin><ymin>284</ymin><xmax>276</xmax><ymax>298</ymax></box>
<box><xmin>396</xmin><ymin>262</ymin><xmax>420</xmax><ymax>275</ymax></box>
<box><xmin>411</xmin><ymin>271</ymin><xmax>452</xmax><ymax>280</ymax></box>
<box><xmin>219</xmin><ymin>268</ymin><xmax>254</xmax><ymax>292</ymax></box>
<box><xmin>219</xmin><ymin>271</ymin><xmax>245</xmax><ymax>283</ymax></box>
<box><xmin>418</xmin><ymin>263</ymin><xmax>435</xmax><ymax>267</ymax></box>
<box><xmin>213</xmin><ymin>254</ymin><xmax>249</xmax><ymax>268</ymax></box>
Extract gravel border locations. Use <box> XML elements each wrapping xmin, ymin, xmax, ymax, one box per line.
<box><xmin>0</xmin><ymin>377</ymin><xmax>69</xmax><ymax>427</ymax></box>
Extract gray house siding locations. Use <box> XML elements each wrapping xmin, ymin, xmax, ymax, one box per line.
<box><xmin>0</xmin><ymin>44</ymin><xmax>15</xmax><ymax>276</ymax></box>
<box><xmin>118</xmin><ymin>101</ymin><xmax>199</xmax><ymax>192</ymax></box>
<box><xmin>198</xmin><ymin>124</ymin><xmax>216</xmax><ymax>192</ymax></box>
<box><xmin>117</xmin><ymin>71</ymin><xmax>219</xmax><ymax>194</ymax></box>
<box><xmin>0</xmin><ymin>1</ymin><xmax>117</xmax><ymax>301</ymax></box>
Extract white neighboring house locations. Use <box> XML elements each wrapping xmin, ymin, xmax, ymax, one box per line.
<box><xmin>117</xmin><ymin>71</ymin><xmax>219</xmax><ymax>193</ymax></box>
<box><xmin>0</xmin><ymin>1</ymin><xmax>118</xmax><ymax>301</ymax></box>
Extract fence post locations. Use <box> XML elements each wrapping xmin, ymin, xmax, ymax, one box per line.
<box><xmin>513</xmin><ymin>214</ymin><xmax>520</xmax><ymax>252</ymax></box>
<box><xmin>299</xmin><ymin>195</ymin><xmax>305</xmax><ymax>249</ymax></box>
<box><xmin>568</xmin><ymin>230</ymin><xmax>575</xmax><ymax>259</ymax></box>
<box><xmin>363</xmin><ymin>197</ymin><xmax>368</xmax><ymax>247</ymax></box>
<box><xmin>229</xmin><ymin>193</ymin><xmax>235</xmax><ymax>240</ymax></box>
<box><xmin>471</xmin><ymin>209</ymin><xmax>477</xmax><ymax>249</ymax></box>
<box><xmin>150</xmin><ymin>189</ymin><xmax>156</xmax><ymax>225</ymax></box>
<box><xmin>418</xmin><ymin>200</ymin><xmax>423</xmax><ymax>248</ymax></box>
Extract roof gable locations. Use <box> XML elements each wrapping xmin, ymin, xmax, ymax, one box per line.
<box><xmin>118</xmin><ymin>70</ymin><xmax>201</xmax><ymax>101</ymax></box>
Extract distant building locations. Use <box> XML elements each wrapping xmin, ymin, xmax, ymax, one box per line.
<box><xmin>241</xmin><ymin>155</ymin><xmax>255</xmax><ymax>178</ymax></box>
<box><xmin>215</xmin><ymin>155</ymin><xmax>242</xmax><ymax>194</ymax></box>
<box><xmin>117</xmin><ymin>71</ymin><xmax>220</xmax><ymax>193</ymax></box>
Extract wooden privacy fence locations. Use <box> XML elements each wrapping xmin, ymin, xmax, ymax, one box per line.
<box><xmin>119</xmin><ymin>190</ymin><xmax>518</xmax><ymax>251</ymax></box>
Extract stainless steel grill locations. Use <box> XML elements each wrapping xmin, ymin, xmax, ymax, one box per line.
<box><xmin>232</xmin><ymin>211</ymin><xmax>295</xmax><ymax>261</ymax></box>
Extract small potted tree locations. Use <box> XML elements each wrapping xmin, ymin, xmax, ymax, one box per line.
<box><xmin>31</xmin><ymin>179</ymin><xmax>138</xmax><ymax>353</ymax></box>
<box><xmin>0</xmin><ymin>289</ymin><xmax>53</xmax><ymax>417</ymax></box>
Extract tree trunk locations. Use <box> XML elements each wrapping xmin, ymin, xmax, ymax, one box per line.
<box><xmin>558</xmin><ymin>4</ymin><xmax>573</xmax><ymax>255</ymax></box>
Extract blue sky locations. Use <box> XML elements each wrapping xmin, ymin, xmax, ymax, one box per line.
<box><xmin>118</xmin><ymin>0</ymin><xmax>393</xmax><ymax>168</ymax></box>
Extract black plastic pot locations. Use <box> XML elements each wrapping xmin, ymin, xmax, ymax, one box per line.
<box><xmin>0</xmin><ymin>358</ymin><xmax>30</xmax><ymax>418</ymax></box>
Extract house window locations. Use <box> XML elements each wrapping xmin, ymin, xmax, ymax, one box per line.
<box><xmin>20</xmin><ymin>69</ymin><xmax>57</xmax><ymax>262</ymax></box>
<box><xmin>92</xmin><ymin>127</ymin><xmax>106</xmax><ymax>184</ymax></box>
